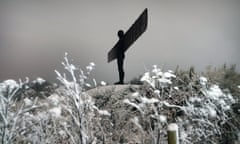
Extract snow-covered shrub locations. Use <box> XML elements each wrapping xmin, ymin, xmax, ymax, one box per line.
<box><xmin>0</xmin><ymin>79</ymin><xmax>41</xmax><ymax>144</ymax></box>
<box><xmin>204</xmin><ymin>64</ymin><xmax>240</xmax><ymax>99</ymax></box>
<box><xmin>141</xmin><ymin>65</ymin><xmax>175</xmax><ymax>89</ymax></box>
<box><xmin>179</xmin><ymin>83</ymin><xmax>236</xmax><ymax>143</ymax></box>
<box><xmin>55</xmin><ymin>53</ymin><xmax>107</xmax><ymax>144</ymax></box>
<box><xmin>0</xmin><ymin>79</ymin><xmax>21</xmax><ymax>144</ymax></box>
<box><xmin>126</xmin><ymin>65</ymin><xmax>238</xmax><ymax>143</ymax></box>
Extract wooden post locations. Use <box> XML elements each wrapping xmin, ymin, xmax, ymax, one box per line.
<box><xmin>167</xmin><ymin>123</ymin><xmax>179</xmax><ymax>144</ymax></box>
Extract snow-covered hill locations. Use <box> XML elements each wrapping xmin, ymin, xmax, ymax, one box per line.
<box><xmin>1</xmin><ymin>53</ymin><xmax>239</xmax><ymax>144</ymax></box>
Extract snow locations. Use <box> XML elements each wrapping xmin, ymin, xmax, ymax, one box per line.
<box><xmin>98</xmin><ymin>110</ymin><xmax>111</xmax><ymax>116</ymax></box>
<box><xmin>152</xmin><ymin>65</ymin><xmax>162</xmax><ymax>75</ymax></box>
<box><xmin>141</xmin><ymin>72</ymin><xmax>155</xmax><ymax>88</ymax></box>
<box><xmin>227</xmin><ymin>94</ymin><xmax>235</xmax><ymax>103</ymax></box>
<box><xmin>174</xmin><ymin>86</ymin><xmax>179</xmax><ymax>90</ymax></box>
<box><xmin>218</xmin><ymin>99</ymin><xmax>226</xmax><ymax>106</ymax></box>
<box><xmin>207</xmin><ymin>106</ymin><xmax>217</xmax><ymax>118</ymax></box>
<box><xmin>1</xmin><ymin>53</ymin><xmax>238</xmax><ymax>143</ymax></box>
<box><xmin>154</xmin><ymin>90</ymin><xmax>160</xmax><ymax>95</ymax></box>
<box><xmin>35</xmin><ymin>111</ymin><xmax>48</xmax><ymax>121</ymax></box>
<box><xmin>0</xmin><ymin>79</ymin><xmax>19</xmax><ymax>94</ymax></box>
<box><xmin>86</xmin><ymin>62</ymin><xmax>95</xmax><ymax>72</ymax></box>
<box><xmin>100</xmin><ymin>81</ymin><xmax>107</xmax><ymax>86</ymax></box>
<box><xmin>131</xmin><ymin>117</ymin><xmax>144</xmax><ymax>133</ymax></box>
<box><xmin>189</xmin><ymin>97</ymin><xmax>202</xmax><ymax>103</ymax></box>
<box><xmin>93</xmin><ymin>79</ymin><xmax>97</xmax><ymax>87</ymax></box>
<box><xmin>199</xmin><ymin>76</ymin><xmax>207</xmax><ymax>86</ymax></box>
<box><xmin>48</xmin><ymin>107</ymin><xmax>62</xmax><ymax>118</ymax></box>
<box><xmin>86</xmin><ymin>65</ymin><xmax>93</xmax><ymax>71</ymax></box>
<box><xmin>163</xmin><ymin>71</ymin><xmax>176</xmax><ymax>78</ymax></box>
<box><xmin>89</xmin><ymin>62</ymin><xmax>95</xmax><ymax>67</ymax></box>
<box><xmin>163</xmin><ymin>101</ymin><xmax>185</xmax><ymax>111</ymax></box>
<box><xmin>168</xmin><ymin>123</ymin><xmax>178</xmax><ymax>131</ymax></box>
<box><xmin>48</xmin><ymin>94</ymin><xmax>61</xmax><ymax>106</ymax></box>
<box><xmin>159</xmin><ymin>115</ymin><xmax>167</xmax><ymax>123</ymax></box>
<box><xmin>123</xmin><ymin>99</ymin><xmax>143</xmax><ymax>113</ymax></box>
<box><xmin>85</xmin><ymin>83</ymin><xmax>91</xmax><ymax>87</ymax></box>
<box><xmin>207</xmin><ymin>85</ymin><xmax>223</xmax><ymax>100</ymax></box>
<box><xmin>141</xmin><ymin>72</ymin><xmax>150</xmax><ymax>81</ymax></box>
<box><xmin>36</xmin><ymin>77</ymin><xmax>46</xmax><ymax>85</ymax></box>
<box><xmin>158</xmin><ymin>77</ymin><xmax>172</xmax><ymax>84</ymax></box>
<box><xmin>132</xmin><ymin>92</ymin><xmax>139</xmax><ymax>97</ymax></box>
<box><xmin>141</xmin><ymin>97</ymin><xmax>159</xmax><ymax>104</ymax></box>
<box><xmin>141</xmin><ymin>67</ymin><xmax>176</xmax><ymax>88</ymax></box>
<box><xmin>58</xmin><ymin>130</ymin><xmax>67</xmax><ymax>138</ymax></box>
<box><xmin>3</xmin><ymin>79</ymin><xmax>18</xmax><ymax>88</ymax></box>
<box><xmin>23</xmin><ymin>98</ymin><xmax>32</xmax><ymax>106</ymax></box>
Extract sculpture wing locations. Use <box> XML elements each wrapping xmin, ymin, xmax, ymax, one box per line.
<box><xmin>108</xmin><ymin>8</ymin><xmax>148</xmax><ymax>63</ymax></box>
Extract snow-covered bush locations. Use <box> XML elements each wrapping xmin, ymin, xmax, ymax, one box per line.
<box><xmin>55</xmin><ymin>53</ymin><xmax>108</xmax><ymax>144</ymax></box>
<box><xmin>125</xmin><ymin>65</ymin><xmax>238</xmax><ymax>143</ymax></box>
<box><xmin>1</xmin><ymin>57</ymin><xmax>239</xmax><ymax>143</ymax></box>
<box><xmin>0</xmin><ymin>79</ymin><xmax>42</xmax><ymax>144</ymax></box>
<box><xmin>0</xmin><ymin>79</ymin><xmax>21</xmax><ymax>144</ymax></box>
<box><xmin>1</xmin><ymin>53</ymin><xmax>111</xmax><ymax>144</ymax></box>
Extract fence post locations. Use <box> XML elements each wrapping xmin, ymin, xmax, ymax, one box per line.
<box><xmin>167</xmin><ymin>123</ymin><xmax>179</xmax><ymax>144</ymax></box>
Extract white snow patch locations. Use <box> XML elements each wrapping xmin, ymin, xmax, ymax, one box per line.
<box><xmin>174</xmin><ymin>86</ymin><xmax>179</xmax><ymax>90</ymax></box>
<box><xmin>93</xmin><ymin>79</ymin><xmax>97</xmax><ymax>87</ymax></box>
<box><xmin>49</xmin><ymin>107</ymin><xmax>62</xmax><ymax>118</ymax></box>
<box><xmin>36</xmin><ymin>77</ymin><xmax>46</xmax><ymax>85</ymax></box>
<box><xmin>158</xmin><ymin>78</ymin><xmax>172</xmax><ymax>84</ymax></box>
<box><xmin>208</xmin><ymin>107</ymin><xmax>217</xmax><ymax>118</ymax></box>
<box><xmin>86</xmin><ymin>62</ymin><xmax>95</xmax><ymax>71</ymax></box>
<box><xmin>227</xmin><ymin>94</ymin><xmax>235</xmax><ymax>103</ymax></box>
<box><xmin>141</xmin><ymin>97</ymin><xmax>159</xmax><ymax>104</ymax></box>
<box><xmin>48</xmin><ymin>94</ymin><xmax>61</xmax><ymax>106</ymax></box>
<box><xmin>100</xmin><ymin>81</ymin><xmax>107</xmax><ymax>86</ymax></box>
<box><xmin>168</xmin><ymin>123</ymin><xmax>178</xmax><ymax>131</ymax></box>
<box><xmin>223</xmin><ymin>105</ymin><xmax>230</xmax><ymax>111</ymax></box>
<box><xmin>218</xmin><ymin>99</ymin><xmax>226</xmax><ymax>106</ymax></box>
<box><xmin>154</xmin><ymin>90</ymin><xmax>160</xmax><ymax>96</ymax></box>
<box><xmin>141</xmin><ymin>72</ymin><xmax>155</xmax><ymax>87</ymax></box>
<box><xmin>85</xmin><ymin>83</ymin><xmax>91</xmax><ymax>87</ymax></box>
<box><xmin>189</xmin><ymin>97</ymin><xmax>201</xmax><ymax>103</ymax></box>
<box><xmin>152</xmin><ymin>65</ymin><xmax>162</xmax><ymax>76</ymax></box>
<box><xmin>23</xmin><ymin>98</ymin><xmax>32</xmax><ymax>106</ymax></box>
<box><xmin>163</xmin><ymin>71</ymin><xmax>176</xmax><ymax>78</ymax></box>
<box><xmin>132</xmin><ymin>92</ymin><xmax>139</xmax><ymax>97</ymax></box>
<box><xmin>0</xmin><ymin>79</ymin><xmax>19</xmax><ymax>94</ymax></box>
<box><xmin>123</xmin><ymin>99</ymin><xmax>143</xmax><ymax>113</ymax></box>
<box><xmin>98</xmin><ymin>110</ymin><xmax>111</xmax><ymax>116</ymax></box>
<box><xmin>59</xmin><ymin>130</ymin><xmax>67</xmax><ymax>138</ymax></box>
<box><xmin>159</xmin><ymin>115</ymin><xmax>167</xmax><ymax>123</ymax></box>
<box><xmin>89</xmin><ymin>62</ymin><xmax>95</xmax><ymax>67</ymax></box>
<box><xmin>35</xmin><ymin>111</ymin><xmax>48</xmax><ymax>121</ymax></box>
<box><xmin>131</xmin><ymin>117</ymin><xmax>144</xmax><ymax>133</ymax></box>
<box><xmin>199</xmin><ymin>76</ymin><xmax>207</xmax><ymax>86</ymax></box>
<box><xmin>207</xmin><ymin>85</ymin><xmax>223</xmax><ymax>100</ymax></box>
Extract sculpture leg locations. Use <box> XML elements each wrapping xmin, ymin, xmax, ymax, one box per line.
<box><xmin>116</xmin><ymin>58</ymin><xmax>124</xmax><ymax>84</ymax></box>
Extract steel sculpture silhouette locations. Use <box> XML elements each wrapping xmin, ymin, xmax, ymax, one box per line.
<box><xmin>108</xmin><ymin>8</ymin><xmax>148</xmax><ymax>84</ymax></box>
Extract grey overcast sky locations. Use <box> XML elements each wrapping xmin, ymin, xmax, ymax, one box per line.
<box><xmin>0</xmin><ymin>0</ymin><xmax>240</xmax><ymax>83</ymax></box>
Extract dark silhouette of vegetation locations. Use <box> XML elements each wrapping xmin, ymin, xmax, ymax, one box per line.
<box><xmin>204</xmin><ymin>64</ymin><xmax>240</xmax><ymax>98</ymax></box>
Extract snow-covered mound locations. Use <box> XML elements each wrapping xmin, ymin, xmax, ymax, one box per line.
<box><xmin>1</xmin><ymin>53</ymin><xmax>239</xmax><ymax>144</ymax></box>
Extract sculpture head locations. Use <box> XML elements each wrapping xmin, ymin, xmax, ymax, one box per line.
<box><xmin>118</xmin><ymin>30</ymin><xmax>124</xmax><ymax>38</ymax></box>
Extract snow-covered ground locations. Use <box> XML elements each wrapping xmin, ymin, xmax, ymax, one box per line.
<box><xmin>1</xmin><ymin>55</ymin><xmax>239</xmax><ymax>144</ymax></box>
